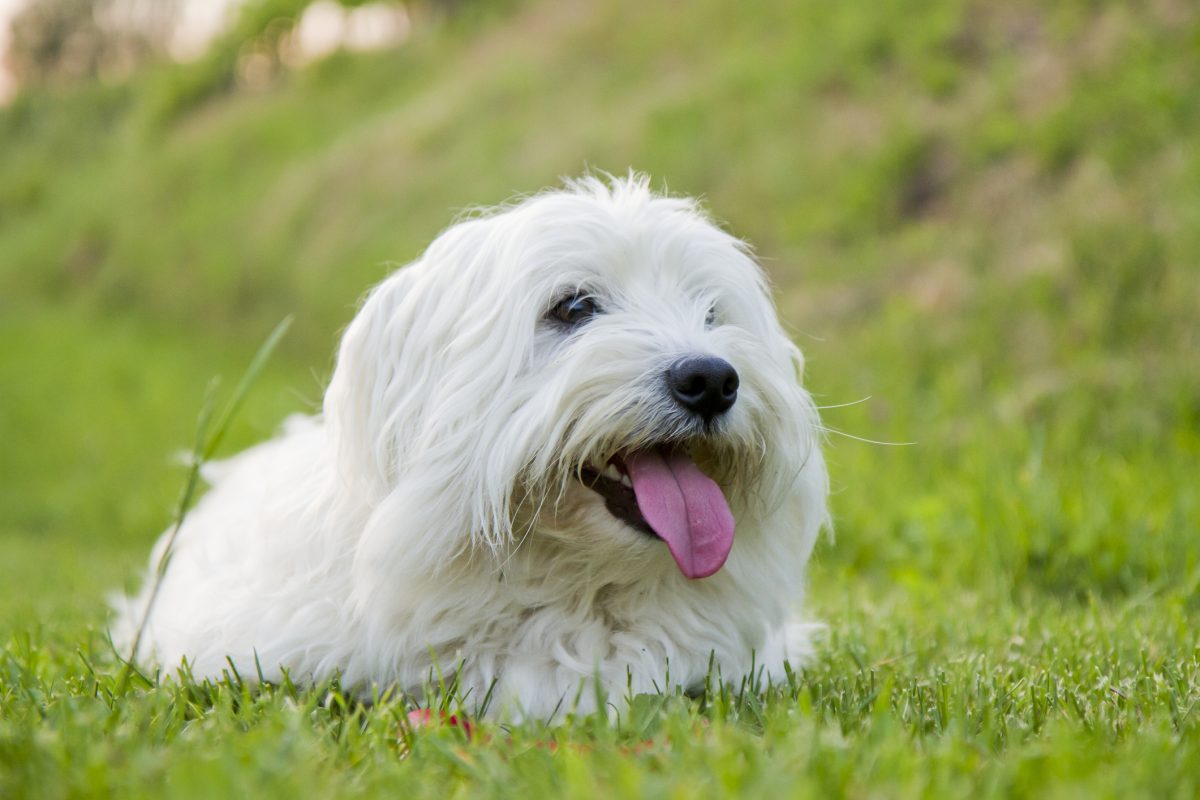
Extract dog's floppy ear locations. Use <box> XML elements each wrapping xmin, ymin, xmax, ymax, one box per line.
<box><xmin>323</xmin><ymin>267</ymin><xmax>419</xmax><ymax>499</ymax></box>
<box><xmin>325</xmin><ymin>216</ymin><xmax>538</xmax><ymax>587</ymax></box>
<box><xmin>324</xmin><ymin>217</ymin><xmax>513</xmax><ymax>497</ymax></box>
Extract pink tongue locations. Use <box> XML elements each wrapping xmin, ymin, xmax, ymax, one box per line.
<box><xmin>624</xmin><ymin>449</ymin><xmax>735</xmax><ymax>579</ymax></box>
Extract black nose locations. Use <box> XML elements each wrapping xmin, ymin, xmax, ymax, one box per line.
<box><xmin>667</xmin><ymin>356</ymin><xmax>739</xmax><ymax>420</ymax></box>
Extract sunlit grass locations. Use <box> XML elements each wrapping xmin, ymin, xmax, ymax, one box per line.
<box><xmin>1</xmin><ymin>0</ymin><xmax>1198</xmax><ymax>795</ymax></box>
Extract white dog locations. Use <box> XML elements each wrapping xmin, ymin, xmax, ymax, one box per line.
<box><xmin>112</xmin><ymin>174</ymin><xmax>828</xmax><ymax>718</ymax></box>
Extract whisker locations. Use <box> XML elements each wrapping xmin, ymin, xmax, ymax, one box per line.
<box><xmin>816</xmin><ymin>425</ymin><xmax>917</xmax><ymax>447</ymax></box>
<box><xmin>813</xmin><ymin>395</ymin><xmax>873</xmax><ymax>410</ymax></box>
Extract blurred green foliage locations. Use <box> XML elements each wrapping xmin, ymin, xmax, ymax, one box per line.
<box><xmin>137</xmin><ymin>0</ymin><xmax>317</xmax><ymax>127</ymax></box>
<box><xmin>0</xmin><ymin>0</ymin><xmax>1198</xmax><ymax>795</ymax></box>
<box><xmin>4</xmin><ymin>0</ymin><xmax>178</xmax><ymax>87</ymax></box>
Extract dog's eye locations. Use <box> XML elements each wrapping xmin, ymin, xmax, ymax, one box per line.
<box><xmin>549</xmin><ymin>294</ymin><xmax>601</xmax><ymax>327</ymax></box>
<box><xmin>705</xmin><ymin>305</ymin><xmax>718</xmax><ymax>328</ymax></box>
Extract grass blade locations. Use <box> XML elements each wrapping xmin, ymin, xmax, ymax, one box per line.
<box><xmin>119</xmin><ymin>316</ymin><xmax>293</xmax><ymax>691</ymax></box>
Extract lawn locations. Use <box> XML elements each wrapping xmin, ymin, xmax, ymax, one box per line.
<box><xmin>1</xmin><ymin>0</ymin><xmax>1198</xmax><ymax>796</ymax></box>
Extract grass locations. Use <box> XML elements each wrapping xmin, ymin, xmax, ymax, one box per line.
<box><xmin>1</xmin><ymin>0</ymin><xmax>1199</xmax><ymax>796</ymax></box>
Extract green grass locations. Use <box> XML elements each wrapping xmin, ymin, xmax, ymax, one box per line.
<box><xmin>1</xmin><ymin>0</ymin><xmax>1199</xmax><ymax>796</ymax></box>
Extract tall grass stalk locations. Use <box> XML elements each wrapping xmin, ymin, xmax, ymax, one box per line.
<box><xmin>119</xmin><ymin>316</ymin><xmax>293</xmax><ymax>691</ymax></box>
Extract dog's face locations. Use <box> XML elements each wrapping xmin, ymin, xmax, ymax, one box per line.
<box><xmin>327</xmin><ymin>176</ymin><xmax>823</xmax><ymax>582</ymax></box>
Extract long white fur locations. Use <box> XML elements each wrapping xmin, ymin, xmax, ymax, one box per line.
<box><xmin>111</xmin><ymin>173</ymin><xmax>829</xmax><ymax>719</ymax></box>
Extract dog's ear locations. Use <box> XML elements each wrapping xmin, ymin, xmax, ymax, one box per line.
<box><xmin>323</xmin><ymin>267</ymin><xmax>418</xmax><ymax>498</ymax></box>
<box><xmin>326</xmin><ymin>217</ymin><xmax>541</xmax><ymax>585</ymax></box>
<box><xmin>324</xmin><ymin>217</ymin><xmax>521</xmax><ymax>492</ymax></box>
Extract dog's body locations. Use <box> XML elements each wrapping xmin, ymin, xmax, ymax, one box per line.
<box><xmin>112</xmin><ymin>175</ymin><xmax>828</xmax><ymax>718</ymax></box>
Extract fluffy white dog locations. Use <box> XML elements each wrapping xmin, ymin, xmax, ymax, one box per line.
<box><xmin>113</xmin><ymin>174</ymin><xmax>828</xmax><ymax>718</ymax></box>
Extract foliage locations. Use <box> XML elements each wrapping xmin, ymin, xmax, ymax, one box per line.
<box><xmin>5</xmin><ymin>0</ymin><xmax>177</xmax><ymax>87</ymax></box>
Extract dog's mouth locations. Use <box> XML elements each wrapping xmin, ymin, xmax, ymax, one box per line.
<box><xmin>580</xmin><ymin>448</ymin><xmax>735</xmax><ymax>580</ymax></box>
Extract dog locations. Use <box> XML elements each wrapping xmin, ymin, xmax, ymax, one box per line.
<box><xmin>112</xmin><ymin>173</ymin><xmax>829</xmax><ymax>719</ymax></box>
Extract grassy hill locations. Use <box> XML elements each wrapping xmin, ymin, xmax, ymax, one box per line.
<box><xmin>1</xmin><ymin>0</ymin><xmax>1198</xmax><ymax>796</ymax></box>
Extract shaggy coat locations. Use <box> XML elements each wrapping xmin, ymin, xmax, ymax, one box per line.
<box><xmin>113</xmin><ymin>175</ymin><xmax>828</xmax><ymax>718</ymax></box>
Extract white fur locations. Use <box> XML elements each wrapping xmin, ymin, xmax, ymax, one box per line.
<box><xmin>111</xmin><ymin>174</ymin><xmax>828</xmax><ymax>719</ymax></box>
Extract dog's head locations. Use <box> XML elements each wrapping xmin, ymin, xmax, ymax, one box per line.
<box><xmin>326</xmin><ymin>174</ymin><xmax>825</xmax><ymax>582</ymax></box>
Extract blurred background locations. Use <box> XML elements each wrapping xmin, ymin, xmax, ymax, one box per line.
<box><xmin>0</xmin><ymin>0</ymin><xmax>1196</xmax><ymax>638</ymax></box>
